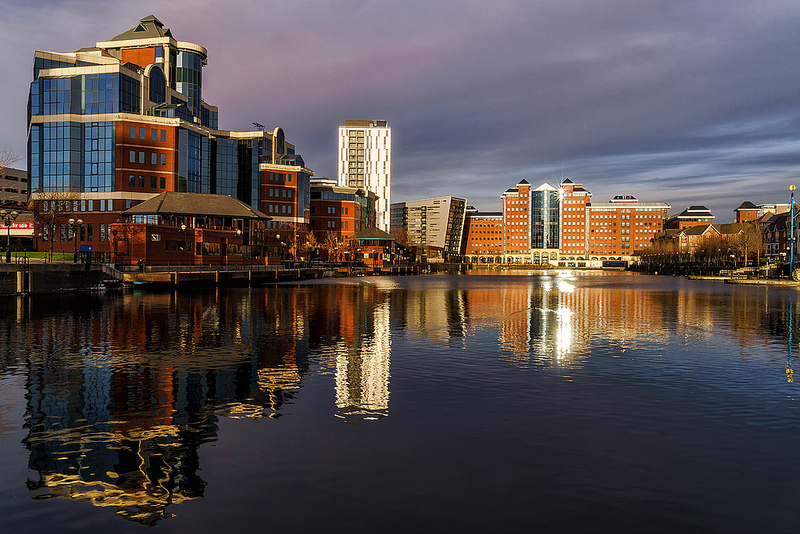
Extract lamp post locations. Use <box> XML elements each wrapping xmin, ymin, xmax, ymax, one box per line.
<box><xmin>791</xmin><ymin>185</ymin><xmax>797</xmax><ymax>279</ymax></box>
<box><xmin>68</xmin><ymin>218</ymin><xmax>83</xmax><ymax>262</ymax></box>
<box><xmin>0</xmin><ymin>209</ymin><xmax>19</xmax><ymax>263</ymax></box>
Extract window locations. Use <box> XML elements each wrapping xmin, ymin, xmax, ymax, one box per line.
<box><xmin>160</xmin><ymin>153</ymin><xmax>166</xmax><ymax>166</ymax></box>
<box><xmin>151</xmin><ymin>176</ymin><xmax>157</xmax><ymax>188</ymax></box>
<box><xmin>138</xmin><ymin>175</ymin><xmax>144</xmax><ymax>188</ymax></box>
<box><xmin>129</xmin><ymin>150</ymin><xmax>136</xmax><ymax>163</ymax></box>
<box><xmin>160</xmin><ymin>129</ymin><xmax>166</xmax><ymax>142</ymax></box>
<box><xmin>151</xmin><ymin>129</ymin><xmax>157</xmax><ymax>141</ymax></box>
<box><xmin>138</xmin><ymin>151</ymin><xmax>145</xmax><ymax>164</ymax></box>
<box><xmin>151</xmin><ymin>152</ymin><xmax>157</xmax><ymax>165</ymax></box>
<box><xmin>128</xmin><ymin>174</ymin><xmax>136</xmax><ymax>187</ymax></box>
<box><xmin>139</xmin><ymin>127</ymin><xmax>145</xmax><ymax>139</ymax></box>
<box><xmin>130</xmin><ymin>126</ymin><xmax>136</xmax><ymax>138</ymax></box>
<box><xmin>160</xmin><ymin>176</ymin><xmax>166</xmax><ymax>189</ymax></box>
<box><xmin>87</xmin><ymin>224</ymin><xmax>93</xmax><ymax>242</ymax></box>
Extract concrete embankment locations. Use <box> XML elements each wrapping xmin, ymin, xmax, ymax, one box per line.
<box><xmin>686</xmin><ymin>275</ymin><xmax>800</xmax><ymax>286</ymax></box>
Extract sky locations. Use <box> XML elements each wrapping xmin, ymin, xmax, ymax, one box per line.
<box><xmin>2</xmin><ymin>0</ymin><xmax>800</xmax><ymax>219</ymax></box>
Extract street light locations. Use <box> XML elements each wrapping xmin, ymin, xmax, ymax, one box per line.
<box><xmin>791</xmin><ymin>185</ymin><xmax>797</xmax><ymax>279</ymax></box>
<box><xmin>68</xmin><ymin>217</ymin><xmax>83</xmax><ymax>262</ymax></box>
<box><xmin>0</xmin><ymin>209</ymin><xmax>19</xmax><ymax>263</ymax></box>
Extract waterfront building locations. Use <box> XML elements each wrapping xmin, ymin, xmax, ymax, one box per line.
<box><xmin>309</xmin><ymin>178</ymin><xmax>376</xmax><ymax>260</ymax></box>
<box><xmin>461</xmin><ymin>208</ymin><xmax>503</xmax><ymax>263</ymax></box>
<box><xmin>28</xmin><ymin>15</ymin><xmax>312</xmax><ymax>260</ymax></box>
<box><xmin>390</xmin><ymin>196</ymin><xmax>466</xmax><ymax>262</ymax></box>
<box><xmin>585</xmin><ymin>196</ymin><xmax>669</xmax><ymax>260</ymax></box>
<box><xmin>665</xmin><ymin>206</ymin><xmax>714</xmax><ymax>230</ymax></box>
<box><xmin>763</xmin><ymin>212</ymin><xmax>790</xmax><ymax>259</ymax></box>
<box><xmin>530</xmin><ymin>183</ymin><xmax>560</xmax><ymax>264</ymax></box>
<box><xmin>501</xmin><ymin>180</ymin><xmax>532</xmax><ymax>263</ymax></box>
<box><xmin>115</xmin><ymin>191</ymin><xmax>274</xmax><ymax>265</ymax></box>
<box><xmin>337</xmin><ymin>120</ymin><xmax>391</xmax><ymax>232</ymax></box>
<box><xmin>559</xmin><ymin>179</ymin><xmax>592</xmax><ymax>259</ymax></box>
<box><xmin>733</xmin><ymin>201</ymin><xmax>788</xmax><ymax>224</ymax></box>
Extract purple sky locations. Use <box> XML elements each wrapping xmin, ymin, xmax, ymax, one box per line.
<box><xmin>2</xmin><ymin>0</ymin><xmax>800</xmax><ymax>219</ymax></box>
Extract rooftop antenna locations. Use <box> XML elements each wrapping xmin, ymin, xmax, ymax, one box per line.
<box><xmin>252</xmin><ymin>122</ymin><xmax>265</xmax><ymax>131</ymax></box>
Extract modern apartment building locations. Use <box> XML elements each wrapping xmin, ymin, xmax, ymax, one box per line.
<box><xmin>337</xmin><ymin>120</ymin><xmax>391</xmax><ymax>232</ymax></box>
<box><xmin>559</xmin><ymin>179</ymin><xmax>592</xmax><ymax>258</ymax></box>
<box><xmin>586</xmin><ymin>196</ymin><xmax>669</xmax><ymax>259</ymax></box>
<box><xmin>461</xmin><ymin>207</ymin><xmax>503</xmax><ymax>262</ymax></box>
<box><xmin>391</xmin><ymin>196</ymin><xmax>466</xmax><ymax>261</ymax></box>
<box><xmin>28</xmin><ymin>15</ymin><xmax>313</xmax><ymax>256</ymax></box>
<box><xmin>501</xmin><ymin>179</ymin><xmax>531</xmax><ymax>263</ymax></box>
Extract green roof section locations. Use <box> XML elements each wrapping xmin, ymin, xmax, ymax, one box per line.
<box><xmin>107</xmin><ymin>15</ymin><xmax>173</xmax><ymax>42</ymax></box>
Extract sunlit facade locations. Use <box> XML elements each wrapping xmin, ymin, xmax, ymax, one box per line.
<box><xmin>28</xmin><ymin>15</ymin><xmax>312</xmax><ymax>256</ymax></box>
<box><xmin>337</xmin><ymin>120</ymin><xmax>391</xmax><ymax>231</ymax></box>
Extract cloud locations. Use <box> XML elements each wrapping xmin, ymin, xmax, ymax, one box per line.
<box><xmin>2</xmin><ymin>0</ymin><xmax>800</xmax><ymax>220</ymax></box>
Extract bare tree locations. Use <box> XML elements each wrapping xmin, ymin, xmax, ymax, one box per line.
<box><xmin>28</xmin><ymin>191</ymin><xmax>83</xmax><ymax>262</ymax></box>
<box><xmin>323</xmin><ymin>232</ymin><xmax>343</xmax><ymax>261</ymax></box>
<box><xmin>0</xmin><ymin>148</ymin><xmax>20</xmax><ymax>171</ymax></box>
<box><xmin>304</xmin><ymin>231</ymin><xmax>319</xmax><ymax>261</ymax></box>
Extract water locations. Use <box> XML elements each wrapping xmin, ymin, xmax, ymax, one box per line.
<box><xmin>0</xmin><ymin>271</ymin><xmax>798</xmax><ymax>532</ymax></box>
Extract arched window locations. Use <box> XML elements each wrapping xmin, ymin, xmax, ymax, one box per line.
<box><xmin>149</xmin><ymin>65</ymin><xmax>166</xmax><ymax>104</ymax></box>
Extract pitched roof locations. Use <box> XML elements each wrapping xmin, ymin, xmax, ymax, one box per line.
<box><xmin>107</xmin><ymin>15</ymin><xmax>173</xmax><ymax>42</ymax></box>
<box><xmin>356</xmin><ymin>227</ymin><xmax>395</xmax><ymax>241</ymax></box>
<box><xmin>682</xmin><ymin>223</ymin><xmax>718</xmax><ymax>236</ymax></box>
<box><xmin>735</xmin><ymin>201</ymin><xmax>758</xmax><ymax>211</ymax></box>
<box><xmin>122</xmin><ymin>192</ymin><xmax>270</xmax><ymax>219</ymax></box>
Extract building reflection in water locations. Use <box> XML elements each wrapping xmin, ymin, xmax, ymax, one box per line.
<box><xmin>6</xmin><ymin>272</ymin><xmax>799</xmax><ymax>525</ymax></box>
<box><xmin>19</xmin><ymin>288</ymin><xmax>312</xmax><ymax>525</ymax></box>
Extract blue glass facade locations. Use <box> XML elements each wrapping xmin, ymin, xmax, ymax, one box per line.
<box><xmin>531</xmin><ymin>189</ymin><xmax>560</xmax><ymax>249</ymax></box>
<box><xmin>30</xmin><ymin>73</ymin><xmax>140</xmax><ymax>116</ymax></box>
<box><xmin>175</xmin><ymin>51</ymin><xmax>203</xmax><ymax>118</ymax></box>
<box><xmin>29</xmin><ymin>121</ymin><xmax>115</xmax><ymax>192</ymax></box>
<box><xmin>28</xmin><ymin>17</ymin><xmax>311</xmax><ymax>221</ymax></box>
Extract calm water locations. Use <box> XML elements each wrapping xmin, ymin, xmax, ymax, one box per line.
<box><xmin>0</xmin><ymin>271</ymin><xmax>798</xmax><ymax>533</ymax></box>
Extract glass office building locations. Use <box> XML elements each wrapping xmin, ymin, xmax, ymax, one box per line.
<box><xmin>28</xmin><ymin>15</ymin><xmax>313</xmax><ymax>254</ymax></box>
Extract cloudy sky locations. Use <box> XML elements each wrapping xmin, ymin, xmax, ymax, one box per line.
<box><xmin>2</xmin><ymin>0</ymin><xmax>800</xmax><ymax>218</ymax></box>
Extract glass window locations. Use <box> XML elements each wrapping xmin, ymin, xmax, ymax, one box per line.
<box><xmin>151</xmin><ymin>152</ymin><xmax>157</xmax><ymax>165</ymax></box>
<box><xmin>138</xmin><ymin>175</ymin><xmax>144</xmax><ymax>188</ymax></box>
<box><xmin>150</xmin><ymin>176</ymin><xmax>157</xmax><ymax>188</ymax></box>
<box><xmin>151</xmin><ymin>129</ymin><xmax>157</xmax><ymax>141</ymax></box>
<box><xmin>160</xmin><ymin>129</ymin><xmax>166</xmax><ymax>142</ymax></box>
<box><xmin>139</xmin><ymin>127</ymin><xmax>145</xmax><ymax>139</ymax></box>
<box><xmin>128</xmin><ymin>174</ymin><xmax>136</xmax><ymax>187</ymax></box>
<box><xmin>138</xmin><ymin>151</ymin><xmax>145</xmax><ymax>164</ymax></box>
<box><xmin>160</xmin><ymin>153</ymin><xmax>166</xmax><ymax>165</ymax></box>
<box><xmin>129</xmin><ymin>150</ymin><xmax>136</xmax><ymax>163</ymax></box>
<box><xmin>160</xmin><ymin>176</ymin><xmax>166</xmax><ymax>189</ymax></box>
<box><xmin>130</xmin><ymin>126</ymin><xmax>136</xmax><ymax>138</ymax></box>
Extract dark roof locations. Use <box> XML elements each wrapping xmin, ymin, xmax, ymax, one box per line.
<box><xmin>107</xmin><ymin>15</ymin><xmax>173</xmax><ymax>42</ymax></box>
<box><xmin>356</xmin><ymin>227</ymin><xmax>395</xmax><ymax>241</ymax></box>
<box><xmin>686</xmin><ymin>205</ymin><xmax>711</xmax><ymax>212</ymax></box>
<box><xmin>122</xmin><ymin>192</ymin><xmax>270</xmax><ymax>219</ymax></box>
<box><xmin>735</xmin><ymin>201</ymin><xmax>758</xmax><ymax>211</ymax></box>
<box><xmin>562</xmin><ymin>178</ymin><xmax>573</xmax><ymax>184</ymax></box>
<box><xmin>714</xmin><ymin>223</ymin><xmax>745</xmax><ymax>235</ymax></box>
<box><xmin>517</xmin><ymin>179</ymin><xmax>529</xmax><ymax>185</ymax></box>
<box><xmin>683</xmin><ymin>224</ymin><xmax>717</xmax><ymax>236</ymax></box>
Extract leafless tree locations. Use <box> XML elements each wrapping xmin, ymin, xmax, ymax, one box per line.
<box><xmin>0</xmin><ymin>148</ymin><xmax>20</xmax><ymax>171</ymax></box>
<box><xmin>28</xmin><ymin>190</ymin><xmax>83</xmax><ymax>262</ymax></box>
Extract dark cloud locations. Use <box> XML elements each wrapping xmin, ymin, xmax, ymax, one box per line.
<box><xmin>2</xmin><ymin>0</ymin><xmax>799</xmax><ymax>219</ymax></box>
